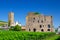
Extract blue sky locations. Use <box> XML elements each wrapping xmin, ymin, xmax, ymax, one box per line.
<box><xmin>0</xmin><ymin>0</ymin><xmax>60</xmax><ymax>28</ymax></box>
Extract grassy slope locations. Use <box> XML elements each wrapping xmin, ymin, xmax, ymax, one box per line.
<box><xmin>0</xmin><ymin>21</ymin><xmax>7</xmax><ymax>26</ymax></box>
<box><xmin>0</xmin><ymin>21</ymin><xmax>7</xmax><ymax>23</ymax></box>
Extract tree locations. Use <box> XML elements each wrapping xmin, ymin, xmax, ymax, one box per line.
<box><xmin>14</xmin><ymin>25</ymin><xmax>21</xmax><ymax>31</ymax></box>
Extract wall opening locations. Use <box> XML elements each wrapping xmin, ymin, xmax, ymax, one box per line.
<box><xmin>48</xmin><ymin>29</ymin><xmax>50</xmax><ymax>31</ymax></box>
<box><xmin>29</xmin><ymin>28</ymin><xmax>31</xmax><ymax>31</ymax></box>
<box><xmin>33</xmin><ymin>28</ymin><xmax>36</xmax><ymax>32</ymax></box>
<box><xmin>41</xmin><ymin>29</ymin><xmax>44</xmax><ymax>32</ymax></box>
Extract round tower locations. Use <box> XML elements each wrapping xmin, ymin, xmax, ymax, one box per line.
<box><xmin>8</xmin><ymin>12</ymin><xmax>14</xmax><ymax>26</ymax></box>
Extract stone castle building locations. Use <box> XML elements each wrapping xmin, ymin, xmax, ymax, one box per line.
<box><xmin>8</xmin><ymin>12</ymin><xmax>14</xmax><ymax>26</ymax></box>
<box><xmin>26</xmin><ymin>12</ymin><xmax>54</xmax><ymax>32</ymax></box>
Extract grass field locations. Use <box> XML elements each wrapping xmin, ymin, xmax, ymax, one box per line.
<box><xmin>0</xmin><ymin>30</ymin><xmax>59</xmax><ymax>40</ymax></box>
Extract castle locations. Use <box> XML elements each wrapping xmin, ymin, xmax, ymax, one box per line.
<box><xmin>8</xmin><ymin>12</ymin><xmax>54</xmax><ymax>32</ymax></box>
<box><xmin>26</xmin><ymin>12</ymin><xmax>54</xmax><ymax>32</ymax></box>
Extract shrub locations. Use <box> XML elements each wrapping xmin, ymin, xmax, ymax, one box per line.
<box><xmin>14</xmin><ymin>25</ymin><xmax>21</xmax><ymax>31</ymax></box>
<box><xmin>9</xmin><ymin>25</ymin><xmax>21</xmax><ymax>31</ymax></box>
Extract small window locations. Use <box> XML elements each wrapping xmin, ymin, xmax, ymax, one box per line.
<box><xmin>41</xmin><ymin>29</ymin><xmax>44</xmax><ymax>32</ymax></box>
<box><xmin>48</xmin><ymin>24</ymin><xmax>50</xmax><ymax>28</ymax></box>
<box><xmin>40</xmin><ymin>25</ymin><xmax>42</xmax><ymax>28</ymax></box>
<box><xmin>48</xmin><ymin>29</ymin><xmax>50</xmax><ymax>31</ymax></box>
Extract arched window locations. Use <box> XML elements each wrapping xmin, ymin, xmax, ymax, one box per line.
<box><xmin>40</xmin><ymin>25</ymin><xmax>42</xmax><ymax>28</ymax></box>
<box><xmin>48</xmin><ymin>24</ymin><xmax>50</xmax><ymax>28</ymax></box>
<box><xmin>33</xmin><ymin>28</ymin><xmax>36</xmax><ymax>32</ymax></box>
<box><xmin>47</xmin><ymin>29</ymin><xmax>50</xmax><ymax>31</ymax></box>
<box><xmin>41</xmin><ymin>29</ymin><xmax>44</xmax><ymax>32</ymax></box>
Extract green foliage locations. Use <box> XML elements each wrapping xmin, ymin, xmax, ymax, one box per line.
<box><xmin>0</xmin><ymin>31</ymin><xmax>55</xmax><ymax>40</ymax></box>
<box><xmin>14</xmin><ymin>25</ymin><xmax>21</xmax><ymax>31</ymax></box>
<box><xmin>34</xmin><ymin>12</ymin><xmax>40</xmax><ymax>15</ymax></box>
<box><xmin>9</xmin><ymin>25</ymin><xmax>21</xmax><ymax>31</ymax></box>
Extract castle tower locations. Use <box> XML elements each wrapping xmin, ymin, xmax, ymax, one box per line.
<box><xmin>8</xmin><ymin>12</ymin><xmax>14</xmax><ymax>26</ymax></box>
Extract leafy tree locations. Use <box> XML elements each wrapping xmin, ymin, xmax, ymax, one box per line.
<box><xmin>14</xmin><ymin>25</ymin><xmax>21</xmax><ymax>31</ymax></box>
<box><xmin>9</xmin><ymin>25</ymin><xmax>21</xmax><ymax>31</ymax></box>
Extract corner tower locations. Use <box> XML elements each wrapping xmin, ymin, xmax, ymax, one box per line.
<box><xmin>8</xmin><ymin>12</ymin><xmax>14</xmax><ymax>26</ymax></box>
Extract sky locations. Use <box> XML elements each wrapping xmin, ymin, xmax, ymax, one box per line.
<box><xmin>0</xmin><ymin>0</ymin><xmax>60</xmax><ymax>28</ymax></box>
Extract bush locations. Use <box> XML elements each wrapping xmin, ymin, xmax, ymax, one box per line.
<box><xmin>14</xmin><ymin>25</ymin><xmax>21</xmax><ymax>31</ymax></box>
<box><xmin>9</xmin><ymin>25</ymin><xmax>21</xmax><ymax>31</ymax></box>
